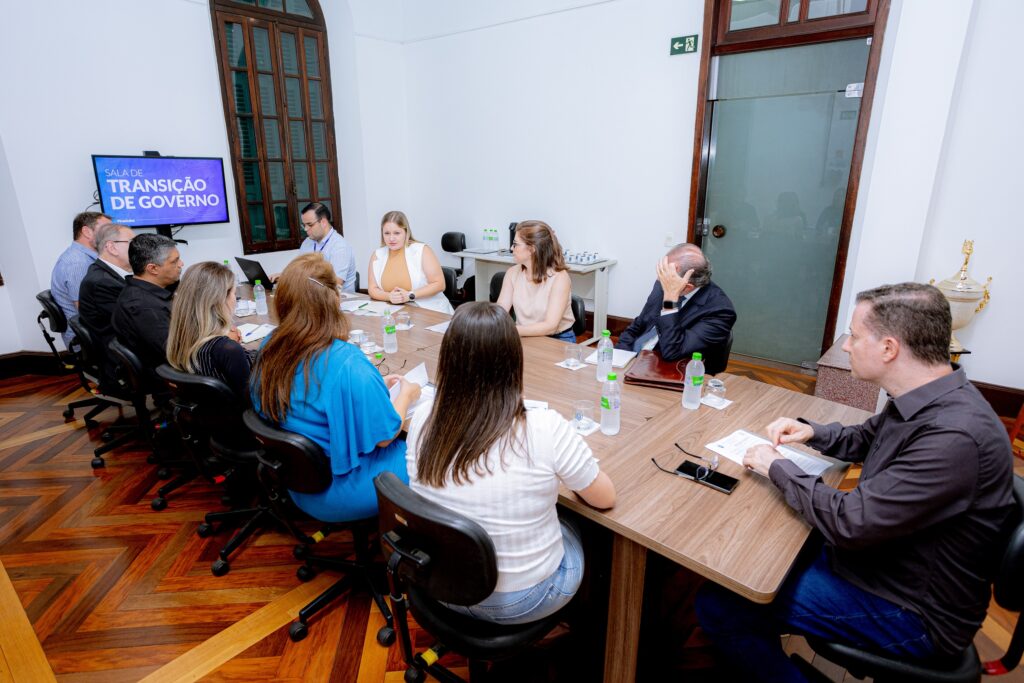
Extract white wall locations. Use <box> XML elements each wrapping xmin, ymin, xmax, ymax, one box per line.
<box><xmin>400</xmin><ymin>0</ymin><xmax>704</xmax><ymax>315</ymax></box>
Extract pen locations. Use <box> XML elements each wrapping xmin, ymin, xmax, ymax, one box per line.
<box><xmin>358</xmin><ymin>302</ymin><xmax>369</xmax><ymax>309</ymax></box>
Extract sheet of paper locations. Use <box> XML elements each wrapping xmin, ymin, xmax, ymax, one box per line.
<box><xmin>389</xmin><ymin>363</ymin><xmax>434</xmax><ymax>415</ymax></box>
<box><xmin>426</xmin><ymin>321</ymin><xmax>450</xmax><ymax>333</ymax></box>
<box><xmin>524</xmin><ymin>399</ymin><xmax>548</xmax><ymax>410</ymax></box>
<box><xmin>583</xmin><ymin>349</ymin><xmax>637</xmax><ymax>368</ymax></box>
<box><xmin>341</xmin><ymin>300</ymin><xmax>404</xmax><ymax>315</ymax></box>
<box><xmin>239</xmin><ymin>323</ymin><xmax>275</xmax><ymax>343</ymax></box>
<box><xmin>705</xmin><ymin>429</ymin><xmax>831</xmax><ymax>476</ymax></box>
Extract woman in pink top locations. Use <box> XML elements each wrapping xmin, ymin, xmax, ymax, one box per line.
<box><xmin>496</xmin><ymin>220</ymin><xmax>576</xmax><ymax>341</ymax></box>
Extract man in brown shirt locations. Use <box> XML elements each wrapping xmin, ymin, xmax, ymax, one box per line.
<box><xmin>696</xmin><ymin>283</ymin><xmax>1016</xmax><ymax>682</ymax></box>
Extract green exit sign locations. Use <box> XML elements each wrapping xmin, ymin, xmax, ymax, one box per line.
<box><xmin>670</xmin><ymin>34</ymin><xmax>699</xmax><ymax>55</ymax></box>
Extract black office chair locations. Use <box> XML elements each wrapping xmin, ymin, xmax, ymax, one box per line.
<box><xmin>800</xmin><ymin>474</ymin><xmax>1024</xmax><ymax>683</ymax></box>
<box><xmin>243</xmin><ymin>409</ymin><xmax>395</xmax><ymax>644</ymax></box>
<box><xmin>441</xmin><ymin>266</ymin><xmax>459</xmax><ymax>307</ymax></box>
<box><xmin>374</xmin><ymin>471</ymin><xmax>568</xmax><ymax>683</ymax></box>
<box><xmin>37</xmin><ymin>292</ymin><xmax>115</xmax><ymax>425</ymax></box>
<box><xmin>489</xmin><ymin>271</ymin><xmax>505</xmax><ymax>303</ymax></box>
<box><xmin>441</xmin><ymin>232</ymin><xmax>467</xmax><ymax>277</ymax></box>
<box><xmin>105</xmin><ymin>339</ymin><xmax>179</xmax><ymax>469</ymax></box>
<box><xmin>570</xmin><ymin>294</ymin><xmax>586</xmax><ymax>337</ymax></box>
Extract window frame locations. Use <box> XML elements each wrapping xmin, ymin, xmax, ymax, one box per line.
<box><xmin>716</xmin><ymin>0</ymin><xmax>878</xmax><ymax>53</ymax></box>
<box><xmin>210</xmin><ymin>0</ymin><xmax>343</xmax><ymax>254</ymax></box>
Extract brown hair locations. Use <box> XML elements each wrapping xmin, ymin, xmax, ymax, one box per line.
<box><xmin>252</xmin><ymin>253</ymin><xmax>348</xmax><ymax>422</ymax></box>
<box><xmin>379</xmin><ymin>210</ymin><xmax>417</xmax><ymax>246</ymax></box>
<box><xmin>855</xmin><ymin>283</ymin><xmax>952</xmax><ymax>366</ymax></box>
<box><xmin>72</xmin><ymin>211</ymin><xmax>110</xmax><ymax>240</ymax></box>
<box><xmin>515</xmin><ymin>220</ymin><xmax>566</xmax><ymax>284</ymax></box>
<box><xmin>167</xmin><ymin>262</ymin><xmax>235</xmax><ymax>373</ymax></box>
<box><xmin>416</xmin><ymin>302</ymin><xmax>527</xmax><ymax>487</ymax></box>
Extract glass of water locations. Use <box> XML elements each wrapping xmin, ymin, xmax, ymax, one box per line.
<box><xmin>564</xmin><ymin>344</ymin><xmax>583</xmax><ymax>369</ymax></box>
<box><xmin>705</xmin><ymin>378</ymin><xmax>727</xmax><ymax>406</ymax></box>
<box><xmin>396</xmin><ymin>313</ymin><xmax>412</xmax><ymax>330</ymax></box>
<box><xmin>572</xmin><ymin>400</ymin><xmax>594</xmax><ymax>432</ymax></box>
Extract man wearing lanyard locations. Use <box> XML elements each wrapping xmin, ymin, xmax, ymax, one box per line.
<box><xmin>275</xmin><ymin>202</ymin><xmax>357</xmax><ymax>292</ymax></box>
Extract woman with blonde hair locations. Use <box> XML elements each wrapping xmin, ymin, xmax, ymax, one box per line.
<box><xmin>496</xmin><ymin>220</ymin><xmax>575</xmax><ymax>341</ymax></box>
<box><xmin>367</xmin><ymin>210</ymin><xmax>453</xmax><ymax>314</ymax></box>
<box><xmin>251</xmin><ymin>253</ymin><xmax>421</xmax><ymax>521</ymax></box>
<box><xmin>406</xmin><ymin>302</ymin><xmax>614</xmax><ymax>624</ymax></box>
<box><xmin>167</xmin><ymin>261</ymin><xmax>250</xmax><ymax>399</ymax></box>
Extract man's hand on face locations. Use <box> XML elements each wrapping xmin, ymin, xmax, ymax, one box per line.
<box><xmin>657</xmin><ymin>256</ymin><xmax>693</xmax><ymax>302</ymax></box>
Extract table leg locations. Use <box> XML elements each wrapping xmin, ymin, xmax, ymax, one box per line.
<box><xmin>594</xmin><ymin>266</ymin><xmax>610</xmax><ymax>336</ymax></box>
<box><xmin>603</xmin><ymin>535</ymin><xmax>647</xmax><ymax>683</ymax></box>
<box><xmin>474</xmin><ymin>261</ymin><xmax>499</xmax><ymax>303</ymax></box>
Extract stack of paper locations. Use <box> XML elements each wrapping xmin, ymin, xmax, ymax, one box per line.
<box><xmin>426</xmin><ymin>321</ymin><xmax>450</xmax><ymax>334</ymax></box>
<box><xmin>238</xmin><ymin>323</ymin><xmax>276</xmax><ymax>344</ymax></box>
<box><xmin>341</xmin><ymin>300</ymin><xmax>404</xmax><ymax>315</ymax></box>
<box><xmin>704</xmin><ymin>430</ymin><xmax>831</xmax><ymax>476</ymax></box>
<box><xmin>389</xmin><ymin>363</ymin><xmax>435</xmax><ymax>413</ymax></box>
<box><xmin>584</xmin><ymin>349</ymin><xmax>637</xmax><ymax>368</ymax></box>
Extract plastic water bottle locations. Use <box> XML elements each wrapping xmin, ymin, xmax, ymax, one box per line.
<box><xmin>600</xmin><ymin>372</ymin><xmax>621</xmax><ymax>436</ymax></box>
<box><xmin>382</xmin><ymin>309</ymin><xmax>398</xmax><ymax>353</ymax></box>
<box><xmin>682</xmin><ymin>352</ymin><xmax>705</xmax><ymax>410</ymax></box>
<box><xmin>482</xmin><ymin>227</ymin><xmax>490</xmax><ymax>248</ymax></box>
<box><xmin>253</xmin><ymin>280</ymin><xmax>268</xmax><ymax>315</ymax></box>
<box><xmin>596</xmin><ymin>329</ymin><xmax>613</xmax><ymax>381</ymax></box>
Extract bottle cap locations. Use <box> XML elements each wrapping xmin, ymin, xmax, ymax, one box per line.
<box><xmin>255</xmin><ymin>279</ymin><xmax>261</xmax><ymax>285</ymax></box>
<box><xmin>375</xmin><ymin>352</ymin><xmax>383</xmax><ymax>359</ymax></box>
<box><xmin>602</xmin><ymin>329</ymin><xmax>610</xmax><ymax>337</ymax></box>
<box><xmin>692</xmin><ymin>352</ymin><xmax>702</xmax><ymax>360</ymax></box>
<box><xmin>607</xmin><ymin>373</ymin><xmax>617</xmax><ymax>381</ymax></box>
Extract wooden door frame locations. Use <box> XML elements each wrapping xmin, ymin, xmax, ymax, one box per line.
<box><xmin>687</xmin><ymin>0</ymin><xmax>892</xmax><ymax>359</ymax></box>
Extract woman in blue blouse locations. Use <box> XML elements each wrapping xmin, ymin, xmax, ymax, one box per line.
<box><xmin>250</xmin><ymin>253</ymin><xmax>421</xmax><ymax>521</ymax></box>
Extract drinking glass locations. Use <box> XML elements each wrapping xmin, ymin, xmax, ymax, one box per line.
<box><xmin>396</xmin><ymin>313</ymin><xmax>412</xmax><ymax>330</ymax></box>
<box><xmin>706</xmin><ymin>378</ymin><xmax>727</xmax><ymax>406</ymax></box>
<box><xmin>564</xmin><ymin>344</ymin><xmax>583</xmax><ymax>369</ymax></box>
<box><xmin>572</xmin><ymin>400</ymin><xmax>594</xmax><ymax>432</ymax></box>
<box><xmin>349</xmin><ymin>329</ymin><xmax>366</xmax><ymax>346</ymax></box>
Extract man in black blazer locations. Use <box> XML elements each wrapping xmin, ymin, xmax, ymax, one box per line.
<box><xmin>616</xmin><ymin>243</ymin><xmax>736</xmax><ymax>374</ymax></box>
<box><xmin>79</xmin><ymin>224</ymin><xmax>134</xmax><ymax>345</ymax></box>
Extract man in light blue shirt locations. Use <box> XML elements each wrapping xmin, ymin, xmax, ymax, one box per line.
<box><xmin>296</xmin><ymin>202</ymin><xmax>357</xmax><ymax>292</ymax></box>
<box><xmin>50</xmin><ymin>211</ymin><xmax>111</xmax><ymax>346</ymax></box>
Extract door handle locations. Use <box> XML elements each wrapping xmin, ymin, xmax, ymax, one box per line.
<box><xmin>712</xmin><ymin>225</ymin><xmax>727</xmax><ymax>239</ymax></box>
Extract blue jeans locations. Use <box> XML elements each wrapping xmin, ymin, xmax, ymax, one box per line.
<box><xmin>549</xmin><ymin>328</ymin><xmax>576</xmax><ymax>343</ymax></box>
<box><xmin>695</xmin><ymin>546</ymin><xmax>935</xmax><ymax>683</ymax></box>
<box><xmin>443</xmin><ymin>520</ymin><xmax>583</xmax><ymax>625</ymax></box>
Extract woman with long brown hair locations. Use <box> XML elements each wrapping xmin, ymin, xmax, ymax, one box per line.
<box><xmin>166</xmin><ymin>261</ymin><xmax>250</xmax><ymax>399</ymax></box>
<box><xmin>405</xmin><ymin>302</ymin><xmax>614</xmax><ymax>624</ymax></box>
<box><xmin>251</xmin><ymin>253</ymin><xmax>421</xmax><ymax>521</ymax></box>
<box><xmin>495</xmin><ymin>220</ymin><xmax>576</xmax><ymax>341</ymax></box>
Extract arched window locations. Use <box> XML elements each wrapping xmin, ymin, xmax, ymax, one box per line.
<box><xmin>210</xmin><ymin>0</ymin><xmax>342</xmax><ymax>253</ymax></box>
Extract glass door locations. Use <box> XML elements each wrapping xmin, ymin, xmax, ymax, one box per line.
<box><xmin>700</xmin><ymin>38</ymin><xmax>869</xmax><ymax>366</ymax></box>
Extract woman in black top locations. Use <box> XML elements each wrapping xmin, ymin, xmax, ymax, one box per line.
<box><xmin>166</xmin><ymin>261</ymin><xmax>251</xmax><ymax>400</ymax></box>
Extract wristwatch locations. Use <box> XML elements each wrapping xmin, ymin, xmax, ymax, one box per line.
<box><xmin>662</xmin><ymin>300</ymin><xmax>677</xmax><ymax>310</ymax></box>
<box><xmin>408</xmin><ymin>292</ymin><xmax>416</xmax><ymax>301</ymax></box>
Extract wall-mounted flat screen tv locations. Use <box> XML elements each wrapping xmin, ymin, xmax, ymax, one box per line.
<box><xmin>92</xmin><ymin>155</ymin><xmax>230</xmax><ymax>228</ymax></box>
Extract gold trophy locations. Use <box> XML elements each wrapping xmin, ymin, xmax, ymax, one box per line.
<box><xmin>930</xmin><ymin>240</ymin><xmax>991</xmax><ymax>362</ymax></box>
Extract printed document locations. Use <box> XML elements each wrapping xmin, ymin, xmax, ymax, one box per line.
<box><xmin>705</xmin><ymin>429</ymin><xmax>832</xmax><ymax>476</ymax></box>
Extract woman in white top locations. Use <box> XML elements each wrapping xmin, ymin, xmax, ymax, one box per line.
<box><xmin>406</xmin><ymin>302</ymin><xmax>615</xmax><ymax>624</ymax></box>
<box><xmin>496</xmin><ymin>220</ymin><xmax>575</xmax><ymax>341</ymax></box>
<box><xmin>367</xmin><ymin>211</ymin><xmax>453</xmax><ymax>314</ymax></box>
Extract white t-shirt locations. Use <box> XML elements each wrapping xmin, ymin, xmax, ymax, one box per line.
<box><xmin>406</xmin><ymin>402</ymin><xmax>600</xmax><ymax>593</ymax></box>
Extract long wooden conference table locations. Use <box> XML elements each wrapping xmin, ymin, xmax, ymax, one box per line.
<box><xmin>241</xmin><ymin>289</ymin><xmax>870</xmax><ymax>682</ymax></box>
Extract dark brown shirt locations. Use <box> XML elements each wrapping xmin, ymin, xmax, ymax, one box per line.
<box><xmin>768</xmin><ymin>367</ymin><xmax>1016</xmax><ymax>655</ymax></box>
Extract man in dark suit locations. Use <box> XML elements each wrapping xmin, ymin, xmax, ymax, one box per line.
<box><xmin>616</xmin><ymin>243</ymin><xmax>736</xmax><ymax>374</ymax></box>
<box><xmin>79</xmin><ymin>224</ymin><xmax>134</xmax><ymax>346</ymax></box>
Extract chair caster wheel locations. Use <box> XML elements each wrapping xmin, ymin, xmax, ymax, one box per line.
<box><xmin>151</xmin><ymin>497</ymin><xmax>167</xmax><ymax>511</ymax></box>
<box><xmin>211</xmin><ymin>559</ymin><xmax>230</xmax><ymax>576</ymax></box>
<box><xmin>197</xmin><ymin>523</ymin><xmax>214</xmax><ymax>538</ymax></box>
<box><xmin>101</xmin><ymin>431</ymin><xmax>113</xmax><ymax>442</ymax></box>
<box><xmin>404</xmin><ymin>667</ymin><xmax>426</xmax><ymax>683</ymax></box>
<box><xmin>293</xmin><ymin>545</ymin><xmax>308</xmax><ymax>560</ymax></box>
<box><xmin>63</xmin><ymin>408</ymin><xmax>74</xmax><ymax>420</ymax></box>
<box><xmin>85</xmin><ymin>419</ymin><xmax>99</xmax><ymax>429</ymax></box>
<box><xmin>296</xmin><ymin>565</ymin><xmax>316</xmax><ymax>582</ymax></box>
<box><xmin>157</xmin><ymin>467</ymin><xmax>171</xmax><ymax>479</ymax></box>
<box><xmin>91</xmin><ymin>457</ymin><xmax>105</xmax><ymax>469</ymax></box>
<box><xmin>376</xmin><ymin>626</ymin><xmax>395</xmax><ymax>646</ymax></box>
<box><xmin>288</xmin><ymin>621</ymin><xmax>308</xmax><ymax>642</ymax></box>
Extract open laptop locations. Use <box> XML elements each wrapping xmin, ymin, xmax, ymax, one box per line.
<box><xmin>235</xmin><ymin>257</ymin><xmax>275</xmax><ymax>291</ymax></box>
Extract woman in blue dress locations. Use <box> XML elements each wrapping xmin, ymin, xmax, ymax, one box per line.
<box><xmin>250</xmin><ymin>253</ymin><xmax>421</xmax><ymax>521</ymax></box>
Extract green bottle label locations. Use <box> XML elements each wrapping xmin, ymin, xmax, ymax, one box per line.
<box><xmin>385</xmin><ymin>325</ymin><xmax>396</xmax><ymax>334</ymax></box>
<box><xmin>601</xmin><ymin>397</ymin><xmax>610</xmax><ymax>409</ymax></box>
<box><xmin>693</xmin><ymin>376</ymin><xmax>704</xmax><ymax>386</ymax></box>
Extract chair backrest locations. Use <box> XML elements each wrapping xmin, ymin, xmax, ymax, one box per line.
<box><xmin>36</xmin><ymin>290</ymin><xmax>68</xmax><ymax>334</ymax></box>
<box><xmin>374</xmin><ymin>471</ymin><xmax>498</xmax><ymax>605</ymax></box>
<box><xmin>156</xmin><ymin>364</ymin><xmax>246</xmax><ymax>439</ymax></box>
<box><xmin>242</xmin><ymin>409</ymin><xmax>333</xmax><ymax>494</ymax></box>
<box><xmin>441</xmin><ymin>266</ymin><xmax>458</xmax><ymax>303</ymax></box>
<box><xmin>440</xmin><ymin>232</ymin><xmax>466</xmax><ymax>254</ymax></box>
<box><xmin>67</xmin><ymin>317</ymin><xmax>105</xmax><ymax>381</ymax></box>
<box><xmin>108</xmin><ymin>339</ymin><xmax>149</xmax><ymax>396</ymax></box>
<box><xmin>489</xmin><ymin>271</ymin><xmax>505</xmax><ymax>303</ymax></box>
<box><xmin>571</xmin><ymin>294</ymin><xmax>586</xmax><ymax>336</ymax></box>
<box><xmin>993</xmin><ymin>474</ymin><xmax>1024</xmax><ymax>611</ymax></box>
<box><xmin>354</xmin><ymin>270</ymin><xmax>361</xmax><ymax>292</ymax></box>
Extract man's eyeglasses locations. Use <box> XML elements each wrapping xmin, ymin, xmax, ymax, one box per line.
<box><xmin>674</xmin><ymin>442</ymin><xmax>719</xmax><ymax>470</ymax></box>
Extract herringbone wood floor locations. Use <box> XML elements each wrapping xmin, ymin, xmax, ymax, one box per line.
<box><xmin>0</xmin><ymin>371</ymin><xmax>1020</xmax><ymax>682</ymax></box>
